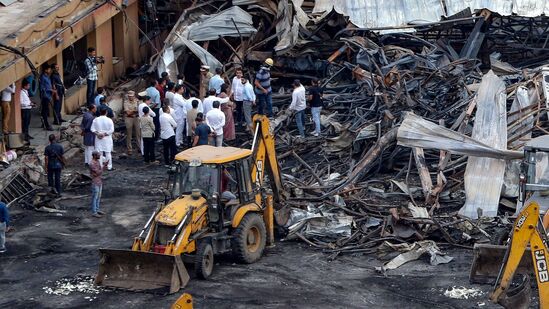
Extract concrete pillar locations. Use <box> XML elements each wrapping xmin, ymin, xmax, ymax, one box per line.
<box><xmin>125</xmin><ymin>2</ymin><xmax>141</xmax><ymax>66</ymax></box>
<box><xmin>94</xmin><ymin>21</ymin><xmax>114</xmax><ymax>87</ymax></box>
<box><xmin>9</xmin><ymin>79</ymin><xmax>22</xmax><ymax>133</ymax></box>
<box><xmin>54</xmin><ymin>53</ymin><xmax>66</xmax><ymax>116</ymax></box>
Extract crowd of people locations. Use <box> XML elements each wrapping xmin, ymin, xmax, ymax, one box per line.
<box><xmin>0</xmin><ymin>55</ymin><xmax>326</xmax><ymax>224</ymax></box>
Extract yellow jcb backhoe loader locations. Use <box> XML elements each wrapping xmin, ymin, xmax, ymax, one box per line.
<box><xmin>95</xmin><ymin>115</ymin><xmax>284</xmax><ymax>293</ymax></box>
<box><xmin>470</xmin><ymin>135</ymin><xmax>549</xmax><ymax>308</ymax></box>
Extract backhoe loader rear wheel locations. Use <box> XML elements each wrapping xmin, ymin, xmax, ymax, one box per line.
<box><xmin>195</xmin><ymin>241</ymin><xmax>214</xmax><ymax>279</ymax></box>
<box><xmin>232</xmin><ymin>213</ymin><xmax>267</xmax><ymax>264</ymax></box>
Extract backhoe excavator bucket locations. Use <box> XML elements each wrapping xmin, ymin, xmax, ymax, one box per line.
<box><xmin>95</xmin><ymin>249</ymin><xmax>190</xmax><ymax>294</ymax></box>
<box><xmin>496</xmin><ymin>274</ymin><xmax>532</xmax><ymax>309</ymax></box>
<box><xmin>469</xmin><ymin>244</ymin><xmax>532</xmax><ymax>284</ymax></box>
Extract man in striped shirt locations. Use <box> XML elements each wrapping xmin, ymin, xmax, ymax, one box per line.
<box><xmin>254</xmin><ymin>58</ymin><xmax>274</xmax><ymax>117</ymax></box>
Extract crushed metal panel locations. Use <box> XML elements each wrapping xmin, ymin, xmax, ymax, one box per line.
<box><xmin>274</xmin><ymin>0</ymin><xmax>300</xmax><ymax>55</ymax></box>
<box><xmin>459</xmin><ymin>71</ymin><xmax>507</xmax><ymax>219</ymax></box>
<box><xmin>397</xmin><ymin>113</ymin><xmax>522</xmax><ymax>160</ymax></box>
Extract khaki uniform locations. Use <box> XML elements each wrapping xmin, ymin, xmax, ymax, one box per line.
<box><xmin>124</xmin><ymin>98</ymin><xmax>141</xmax><ymax>153</ymax></box>
<box><xmin>199</xmin><ymin>72</ymin><xmax>213</xmax><ymax>100</ymax></box>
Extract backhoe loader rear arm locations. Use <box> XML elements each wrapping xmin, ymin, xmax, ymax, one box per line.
<box><xmin>491</xmin><ymin>201</ymin><xmax>549</xmax><ymax>308</ymax></box>
<box><xmin>250</xmin><ymin>114</ymin><xmax>283</xmax><ymax>203</ymax></box>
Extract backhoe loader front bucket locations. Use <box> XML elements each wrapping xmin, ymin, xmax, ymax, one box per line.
<box><xmin>469</xmin><ymin>244</ymin><xmax>532</xmax><ymax>284</ymax></box>
<box><xmin>95</xmin><ymin>249</ymin><xmax>190</xmax><ymax>294</ymax></box>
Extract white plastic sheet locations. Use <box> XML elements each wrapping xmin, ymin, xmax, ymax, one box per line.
<box><xmin>459</xmin><ymin>71</ymin><xmax>507</xmax><ymax>219</ymax></box>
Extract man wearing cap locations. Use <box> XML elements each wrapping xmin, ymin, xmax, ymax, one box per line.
<box><xmin>124</xmin><ymin>90</ymin><xmax>141</xmax><ymax>155</ymax></box>
<box><xmin>199</xmin><ymin>65</ymin><xmax>213</xmax><ymax>100</ymax></box>
<box><xmin>254</xmin><ymin>58</ymin><xmax>274</xmax><ymax>117</ymax></box>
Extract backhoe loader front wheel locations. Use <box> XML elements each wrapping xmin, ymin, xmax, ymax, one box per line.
<box><xmin>195</xmin><ymin>241</ymin><xmax>214</xmax><ymax>279</ymax></box>
<box><xmin>232</xmin><ymin>213</ymin><xmax>267</xmax><ymax>264</ymax></box>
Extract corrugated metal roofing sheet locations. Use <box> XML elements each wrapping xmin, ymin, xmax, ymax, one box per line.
<box><xmin>313</xmin><ymin>0</ymin><xmax>444</xmax><ymax>29</ymax></box>
<box><xmin>313</xmin><ymin>0</ymin><xmax>549</xmax><ymax>30</ymax></box>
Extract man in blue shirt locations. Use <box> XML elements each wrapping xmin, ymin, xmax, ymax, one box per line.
<box><xmin>193</xmin><ymin>113</ymin><xmax>211</xmax><ymax>146</ymax></box>
<box><xmin>0</xmin><ymin>201</ymin><xmax>11</xmax><ymax>253</ymax></box>
<box><xmin>241</xmin><ymin>77</ymin><xmax>256</xmax><ymax>132</ymax></box>
<box><xmin>44</xmin><ymin>134</ymin><xmax>65</xmax><ymax>196</ymax></box>
<box><xmin>39</xmin><ymin>64</ymin><xmax>54</xmax><ymax>131</ymax></box>
<box><xmin>95</xmin><ymin>97</ymin><xmax>114</xmax><ymax>118</ymax></box>
<box><xmin>208</xmin><ymin>67</ymin><xmax>225</xmax><ymax>95</ymax></box>
<box><xmin>94</xmin><ymin>86</ymin><xmax>105</xmax><ymax>106</ymax></box>
<box><xmin>254</xmin><ymin>58</ymin><xmax>273</xmax><ymax>117</ymax></box>
<box><xmin>146</xmin><ymin>80</ymin><xmax>161</xmax><ymax>139</ymax></box>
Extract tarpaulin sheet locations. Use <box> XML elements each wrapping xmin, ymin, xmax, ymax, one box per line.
<box><xmin>460</xmin><ymin>71</ymin><xmax>508</xmax><ymax>219</ymax></box>
<box><xmin>184</xmin><ymin>6</ymin><xmax>256</xmax><ymax>42</ymax></box>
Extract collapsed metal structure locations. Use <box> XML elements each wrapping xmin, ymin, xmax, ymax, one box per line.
<box><xmin>145</xmin><ymin>1</ymin><xmax>549</xmax><ymax>260</ymax></box>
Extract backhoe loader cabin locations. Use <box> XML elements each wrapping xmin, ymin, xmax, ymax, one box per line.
<box><xmin>1</xmin><ymin>1</ymin><xmax>549</xmax><ymax>308</ymax></box>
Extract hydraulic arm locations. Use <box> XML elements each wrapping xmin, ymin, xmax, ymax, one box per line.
<box><xmin>491</xmin><ymin>201</ymin><xmax>549</xmax><ymax>308</ymax></box>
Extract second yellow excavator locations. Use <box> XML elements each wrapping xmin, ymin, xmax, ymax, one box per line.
<box><xmin>95</xmin><ymin>115</ymin><xmax>284</xmax><ymax>293</ymax></box>
<box><xmin>470</xmin><ymin>135</ymin><xmax>549</xmax><ymax>308</ymax></box>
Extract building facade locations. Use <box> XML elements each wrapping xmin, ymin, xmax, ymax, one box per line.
<box><xmin>0</xmin><ymin>0</ymin><xmax>146</xmax><ymax>133</ymax></box>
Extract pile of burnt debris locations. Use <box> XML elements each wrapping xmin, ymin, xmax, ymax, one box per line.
<box><xmin>152</xmin><ymin>1</ymin><xmax>549</xmax><ymax>266</ymax></box>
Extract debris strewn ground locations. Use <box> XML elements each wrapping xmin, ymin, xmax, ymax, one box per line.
<box><xmin>1</xmin><ymin>1</ymin><xmax>549</xmax><ymax>308</ymax></box>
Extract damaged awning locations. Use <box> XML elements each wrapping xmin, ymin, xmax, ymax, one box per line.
<box><xmin>158</xmin><ymin>6</ymin><xmax>257</xmax><ymax>75</ymax></box>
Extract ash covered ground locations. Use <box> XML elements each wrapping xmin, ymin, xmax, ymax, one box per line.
<box><xmin>1</xmin><ymin>151</ymin><xmax>500</xmax><ymax>309</ymax></box>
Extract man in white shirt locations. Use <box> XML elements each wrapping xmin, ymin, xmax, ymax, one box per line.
<box><xmin>208</xmin><ymin>67</ymin><xmax>225</xmax><ymax>95</ymax></box>
<box><xmin>206</xmin><ymin>101</ymin><xmax>225</xmax><ymax>147</ymax></box>
<box><xmin>202</xmin><ymin>89</ymin><xmax>218</xmax><ymax>116</ymax></box>
<box><xmin>172</xmin><ymin>85</ymin><xmax>187</xmax><ymax>147</ymax></box>
<box><xmin>138</xmin><ymin>96</ymin><xmax>156</xmax><ymax>118</ymax></box>
<box><xmin>1</xmin><ymin>82</ymin><xmax>15</xmax><ymax>134</ymax></box>
<box><xmin>288</xmin><ymin>79</ymin><xmax>306</xmax><ymax>138</ymax></box>
<box><xmin>159</xmin><ymin>105</ymin><xmax>177</xmax><ymax>166</ymax></box>
<box><xmin>165</xmin><ymin>82</ymin><xmax>175</xmax><ymax>107</ymax></box>
<box><xmin>20</xmin><ymin>80</ymin><xmax>33</xmax><ymax>141</ymax></box>
<box><xmin>187</xmin><ymin>92</ymin><xmax>203</xmax><ymax>113</ymax></box>
<box><xmin>91</xmin><ymin>108</ymin><xmax>115</xmax><ymax>170</ymax></box>
<box><xmin>231</xmin><ymin>68</ymin><xmax>245</xmax><ymax>127</ymax></box>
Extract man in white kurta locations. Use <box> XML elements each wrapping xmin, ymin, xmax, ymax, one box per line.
<box><xmin>172</xmin><ymin>86</ymin><xmax>187</xmax><ymax>147</ymax></box>
<box><xmin>91</xmin><ymin>109</ymin><xmax>115</xmax><ymax>170</ymax></box>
